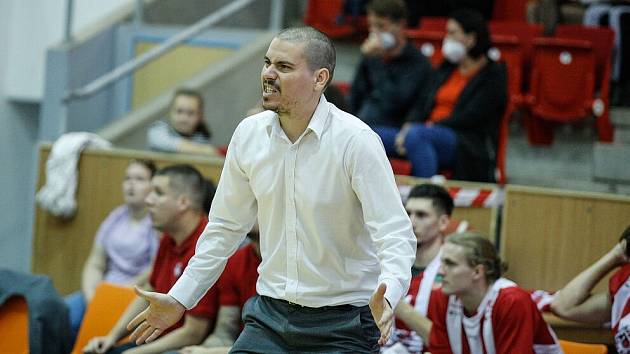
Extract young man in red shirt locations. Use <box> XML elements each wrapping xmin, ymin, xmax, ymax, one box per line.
<box><xmin>177</xmin><ymin>225</ymin><xmax>261</xmax><ymax>354</ymax></box>
<box><xmin>551</xmin><ymin>225</ymin><xmax>630</xmax><ymax>354</ymax></box>
<box><xmin>83</xmin><ymin>165</ymin><xmax>220</xmax><ymax>354</ymax></box>
<box><xmin>428</xmin><ymin>232</ymin><xmax>561</xmax><ymax>354</ymax></box>
<box><xmin>383</xmin><ymin>183</ymin><xmax>453</xmax><ymax>353</ymax></box>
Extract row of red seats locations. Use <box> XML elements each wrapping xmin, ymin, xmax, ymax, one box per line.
<box><xmin>303</xmin><ymin>0</ymin><xmax>530</xmax><ymax>39</ymax></box>
<box><xmin>406</xmin><ymin>21</ymin><xmax>615</xmax><ymax>145</ymax></box>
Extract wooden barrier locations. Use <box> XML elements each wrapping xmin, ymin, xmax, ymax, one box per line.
<box><xmin>395</xmin><ymin>175</ymin><xmax>499</xmax><ymax>239</ymax></box>
<box><xmin>501</xmin><ymin>184</ymin><xmax>630</xmax><ymax>293</ymax></box>
<box><xmin>33</xmin><ymin>144</ymin><xmax>225</xmax><ymax>295</ymax></box>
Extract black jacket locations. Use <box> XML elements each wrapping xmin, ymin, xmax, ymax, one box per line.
<box><xmin>350</xmin><ymin>42</ymin><xmax>432</xmax><ymax>128</ymax></box>
<box><xmin>406</xmin><ymin>60</ymin><xmax>508</xmax><ymax>182</ymax></box>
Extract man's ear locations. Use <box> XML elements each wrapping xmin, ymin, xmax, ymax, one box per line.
<box><xmin>176</xmin><ymin>194</ymin><xmax>191</xmax><ymax>212</ymax></box>
<box><xmin>472</xmin><ymin>264</ymin><xmax>485</xmax><ymax>282</ymax></box>
<box><xmin>438</xmin><ymin>214</ymin><xmax>450</xmax><ymax>233</ymax></box>
<box><xmin>314</xmin><ymin>68</ymin><xmax>330</xmax><ymax>92</ymax></box>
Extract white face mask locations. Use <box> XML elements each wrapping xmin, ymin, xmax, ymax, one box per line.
<box><xmin>379</xmin><ymin>31</ymin><xmax>396</xmax><ymax>50</ymax></box>
<box><xmin>441</xmin><ymin>38</ymin><xmax>467</xmax><ymax>64</ymax></box>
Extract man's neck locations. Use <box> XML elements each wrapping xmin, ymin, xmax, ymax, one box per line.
<box><xmin>460</xmin><ymin>281</ymin><xmax>491</xmax><ymax>316</ymax></box>
<box><xmin>414</xmin><ymin>235</ymin><xmax>442</xmax><ymax>268</ymax></box>
<box><xmin>167</xmin><ymin>212</ymin><xmax>203</xmax><ymax>246</ymax></box>
<box><xmin>278</xmin><ymin>95</ymin><xmax>320</xmax><ymax>143</ymax></box>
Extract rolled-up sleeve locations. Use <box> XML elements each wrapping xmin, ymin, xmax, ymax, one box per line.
<box><xmin>346</xmin><ymin>129</ymin><xmax>416</xmax><ymax>309</ymax></box>
<box><xmin>169</xmin><ymin>123</ymin><xmax>258</xmax><ymax>309</ymax></box>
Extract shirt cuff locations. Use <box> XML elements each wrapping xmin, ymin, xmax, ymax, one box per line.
<box><xmin>168</xmin><ymin>272</ymin><xmax>205</xmax><ymax>310</ymax></box>
<box><xmin>380</xmin><ymin>276</ymin><xmax>405</xmax><ymax>310</ymax></box>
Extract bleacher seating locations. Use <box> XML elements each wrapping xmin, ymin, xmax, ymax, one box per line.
<box><xmin>525</xmin><ymin>37</ymin><xmax>597</xmax><ymax>144</ymax></box>
<box><xmin>555</xmin><ymin>25</ymin><xmax>615</xmax><ymax>142</ymax></box>
<box><xmin>303</xmin><ymin>0</ymin><xmax>363</xmax><ymax>39</ymax></box>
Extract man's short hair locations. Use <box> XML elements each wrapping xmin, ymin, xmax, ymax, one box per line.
<box><xmin>367</xmin><ymin>0</ymin><xmax>408</xmax><ymax>22</ymax></box>
<box><xmin>407</xmin><ymin>183</ymin><xmax>454</xmax><ymax>216</ymax></box>
<box><xmin>275</xmin><ymin>26</ymin><xmax>336</xmax><ymax>88</ymax></box>
<box><xmin>155</xmin><ymin>164</ymin><xmax>213</xmax><ymax>212</ymax></box>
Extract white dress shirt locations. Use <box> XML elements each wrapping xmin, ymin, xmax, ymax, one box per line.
<box><xmin>169</xmin><ymin>95</ymin><xmax>416</xmax><ymax>309</ymax></box>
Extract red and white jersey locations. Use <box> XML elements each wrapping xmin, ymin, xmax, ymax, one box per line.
<box><xmin>428</xmin><ymin>278</ymin><xmax>561</xmax><ymax>354</ymax></box>
<box><xmin>610</xmin><ymin>264</ymin><xmax>630</xmax><ymax>354</ymax></box>
<box><xmin>382</xmin><ymin>250</ymin><xmax>442</xmax><ymax>354</ymax></box>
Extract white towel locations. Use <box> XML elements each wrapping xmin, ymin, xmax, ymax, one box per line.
<box><xmin>37</xmin><ymin>132</ymin><xmax>111</xmax><ymax>218</ymax></box>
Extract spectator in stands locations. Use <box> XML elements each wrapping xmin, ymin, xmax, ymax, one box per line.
<box><xmin>397</xmin><ymin>9</ymin><xmax>507</xmax><ymax>181</ymax></box>
<box><xmin>147</xmin><ymin>89</ymin><xmax>219</xmax><ymax>156</ymax></box>
<box><xmin>583</xmin><ymin>2</ymin><xmax>630</xmax><ymax>106</ymax></box>
<box><xmin>382</xmin><ymin>183</ymin><xmax>453</xmax><ymax>354</ymax></box>
<box><xmin>427</xmin><ymin>232</ymin><xmax>562</xmax><ymax>353</ymax></box>
<box><xmin>341</xmin><ymin>0</ymin><xmax>494</xmax><ymax>27</ymax></box>
<box><xmin>349</xmin><ymin>0</ymin><xmax>432</xmax><ymax>131</ymax></box>
<box><xmin>83</xmin><ymin>164</ymin><xmax>219</xmax><ymax>354</ymax></box>
<box><xmin>64</xmin><ymin>159</ymin><xmax>159</xmax><ymax>345</ymax></box>
<box><xmin>550</xmin><ymin>225</ymin><xmax>630</xmax><ymax>354</ymax></box>
<box><xmin>171</xmin><ymin>225</ymin><xmax>261</xmax><ymax>354</ymax></box>
<box><xmin>526</xmin><ymin>0</ymin><xmax>586</xmax><ymax>35</ymax></box>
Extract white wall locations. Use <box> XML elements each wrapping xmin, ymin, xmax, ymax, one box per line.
<box><xmin>5</xmin><ymin>0</ymin><xmax>132</xmax><ymax>101</ymax></box>
<box><xmin>0</xmin><ymin>1</ymin><xmax>41</xmax><ymax>272</ymax></box>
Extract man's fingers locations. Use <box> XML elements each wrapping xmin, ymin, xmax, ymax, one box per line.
<box><xmin>129</xmin><ymin>320</ymin><xmax>150</xmax><ymax>342</ymax></box>
<box><xmin>145</xmin><ymin>328</ymin><xmax>162</xmax><ymax>343</ymax></box>
<box><xmin>135</xmin><ymin>325</ymin><xmax>157</xmax><ymax>345</ymax></box>
<box><xmin>127</xmin><ymin>308</ymin><xmax>147</xmax><ymax>331</ymax></box>
<box><xmin>378</xmin><ymin>322</ymin><xmax>393</xmax><ymax>345</ymax></box>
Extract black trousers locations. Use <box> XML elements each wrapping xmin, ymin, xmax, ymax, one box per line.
<box><xmin>230</xmin><ymin>295</ymin><xmax>380</xmax><ymax>354</ymax></box>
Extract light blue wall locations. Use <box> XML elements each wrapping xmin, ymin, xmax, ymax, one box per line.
<box><xmin>0</xmin><ymin>2</ymin><xmax>40</xmax><ymax>272</ymax></box>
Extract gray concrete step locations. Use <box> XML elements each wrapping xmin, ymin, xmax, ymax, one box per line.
<box><xmin>593</xmin><ymin>142</ymin><xmax>630</xmax><ymax>184</ymax></box>
<box><xmin>611</xmin><ymin>107</ymin><xmax>630</xmax><ymax>127</ymax></box>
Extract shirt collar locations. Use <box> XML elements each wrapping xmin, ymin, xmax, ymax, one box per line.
<box><xmin>263</xmin><ymin>95</ymin><xmax>330</xmax><ymax>141</ymax></box>
<box><xmin>163</xmin><ymin>216</ymin><xmax>208</xmax><ymax>255</ymax></box>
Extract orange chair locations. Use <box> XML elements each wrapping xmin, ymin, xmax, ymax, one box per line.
<box><xmin>0</xmin><ymin>296</ymin><xmax>29</xmax><ymax>354</ymax></box>
<box><xmin>559</xmin><ymin>339</ymin><xmax>608</xmax><ymax>354</ymax></box>
<box><xmin>555</xmin><ymin>24</ymin><xmax>616</xmax><ymax>142</ymax></box>
<box><xmin>71</xmin><ymin>283</ymin><xmax>136</xmax><ymax>354</ymax></box>
<box><xmin>405</xmin><ymin>29</ymin><xmax>445</xmax><ymax>67</ymax></box>
<box><xmin>303</xmin><ymin>0</ymin><xmax>356</xmax><ymax>39</ymax></box>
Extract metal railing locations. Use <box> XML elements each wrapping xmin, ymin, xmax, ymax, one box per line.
<box><xmin>64</xmin><ymin>0</ymin><xmax>283</xmax><ymax>102</ymax></box>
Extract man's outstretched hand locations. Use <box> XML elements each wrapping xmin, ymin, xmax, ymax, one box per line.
<box><xmin>369</xmin><ymin>283</ymin><xmax>394</xmax><ymax>346</ymax></box>
<box><xmin>126</xmin><ymin>286</ymin><xmax>186</xmax><ymax>344</ymax></box>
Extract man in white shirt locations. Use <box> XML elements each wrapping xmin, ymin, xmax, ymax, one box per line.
<box><xmin>125</xmin><ymin>26</ymin><xmax>416</xmax><ymax>353</ymax></box>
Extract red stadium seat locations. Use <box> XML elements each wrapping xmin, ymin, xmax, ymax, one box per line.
<box><xmin>418</xmin><ymin>17</ymin><xmax>448</xmax><ymax>31</ymax></box>
<box><xmin>389</xmin><ymin>158</ymin><xmax>413</xmax><ymax>176</ymax></box>
<box><xmin>555</xmin><ymin>25</ymin><xmax>615</xmax><ymax>142</ymax></box>
<box><xmin>525</xmin><ymin>37</ymin><xmax>597</xmax><ymax>144</ymax></box>
<box><xmin>303</xmin><ymin>0</ymin><xmax>355</xmax><ymax>39</ymax></box>
<box><xmin>490</xmin><ymin>34</ymin><xmax>523</xmax><ymax>109</ymax></box>
<box><xmin>405</xmin><ymin>29</ymin><xmax>445</xmax><ymax>67</ymax></box>
<box><xmin>492</xmin><ymin>0</ymin><xmax>529</xmax><ymax>21</ymax></box>
<box><xmin>490</xmin><ymin>21</ymin><xmax>543</xmax><ymax>73</ymax></box>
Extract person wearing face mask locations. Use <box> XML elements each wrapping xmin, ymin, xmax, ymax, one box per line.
<box><xmin>397</xmin><ymin>9</ymin><xmax>507</xmax><ymax>182</ymax></box>
<box><xmin>349</xmin><ymin>0</ymin><xmax>432</xmax><ymax>132</ymax></box>
<box><xmin>147</xmin><ymin>89</ymin><xmax>219</xmax><ymax>156</ymax></box>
